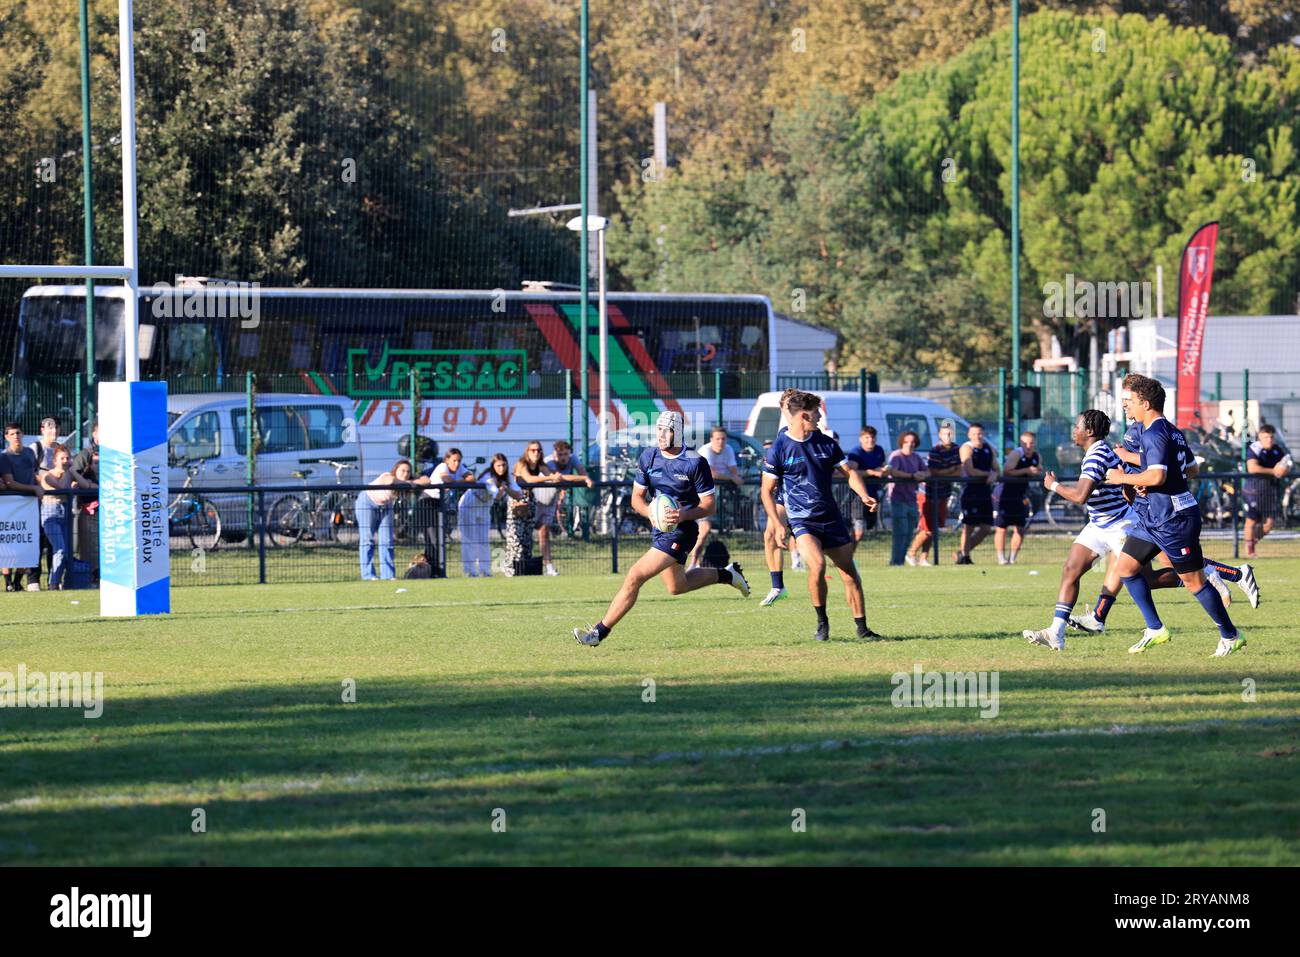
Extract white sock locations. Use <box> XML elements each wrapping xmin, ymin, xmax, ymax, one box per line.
<box><xmin>1049</xmin><ymin>617</ymin><xmax>1068</xmax><ymax>639</ymax></box>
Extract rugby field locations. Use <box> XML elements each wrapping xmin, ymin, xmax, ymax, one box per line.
<box><xmin>1</xmin><ymin>557</ymin><xmax>1297</xmax><ymax>865</ymax></box>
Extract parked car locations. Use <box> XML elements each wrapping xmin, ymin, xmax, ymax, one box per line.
<box><xmin>167</xmin><ymin>393</ymin><xmax>363</xmax><ymax>537</ymax></box>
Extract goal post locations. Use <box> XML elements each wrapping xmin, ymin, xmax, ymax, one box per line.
<box><xmin>0</xmin><ymin>0</ymin><xmax>163</xmax><ymax>617</ymax></box>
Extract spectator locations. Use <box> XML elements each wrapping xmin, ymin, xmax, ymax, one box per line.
<box><xmin>72</xmin><ymin>420</ymin><xmax>100</xmax><ymax>580</ymax></box>
<box><xmin>955</xmin><ymin>422</ymin><xmax>998</xmax><ymax>564</ymax></box>
<box><xmin>516</xmin><ymin>440</ymin><xmax>590</xmax><ymax>576</ymax></box>
<box><xmin>356</xmin><ymin>459</ymin><xmax>415</xmax><ymax>581</ymax></box>
<box><xmin>1244</xmin><ymin>424</ymin><xmax>1291</xmax><ymax>557</ymax></box>
<box><xmin>846</xmin><ymin>426</ymin><xmax>888</xmax><ymax>541</ymax></box>
<box><xmin>689</xmin><ymin>427</ymin><xmax>743</xmax><ymax>569</ymax></box>
<box><xmin>29</xmin><ymin>416</ymin><xmax>60</xmax><ymax>473</ymax></box>
<box><xmin>993</xmin><ymin>430</ymin><xmax>1041</xmax><ymax>565</ymax></box>
<box><xmin>545</xmin><ymin>440</ymin><xmax>591</xmax><ymax>537</ymax></box>
<box><xmin>71</xmin><ymin>419</ymin><xmax>98</xmax><ymax>477</ymax></box>
<box><xmin>27</xmin><ymin>415</ymin><xmax>61</xmax><ymax>581</ymax></box>
<box><xmin>459</xmin><ymin>453</ymin><xmax>527</xmax><ymax>577</ymax></box>
<box><xmin>887</xmin><ymin>431</ymin><xmax>928</xmax><ymax>566</ymax></box>
<box><xmin>417</xmin><ymin>448</ymin><xmax>473</xmax><ymax>569</ymax></box>
<box><xmin>503</xmin><ymin>442</ymin><xmax>543</xmax><ymax>574</ymax></box>
<box><xmin>38</xmin><ymin>444</ymin><xmax>95</xmax><ymax>591</ymax></box>
<box><xmin>908</xmin><ymin>420</ymin><xmax>960</xmax><ymax>566</ymax></box>
<box><xmin>1</xmin><ymin>422</ymin><xmax>44</xmax><ymax>591</ymax></box>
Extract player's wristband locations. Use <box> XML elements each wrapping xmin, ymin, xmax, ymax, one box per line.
<box><xmin>1049</xmin><ymin>481</ymin><xmax>1060</xmax><ymax>493</ymax></box>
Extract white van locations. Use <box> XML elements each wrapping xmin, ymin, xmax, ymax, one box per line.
<box><xmin>745</xmin><ymin>390</ymin><xmax>970</xmax><ymax>451</ymax></box>
<box><xmin>167</xmin><ymin>393</ymin><xmax>363</xmax><ymax>531</ymax></box>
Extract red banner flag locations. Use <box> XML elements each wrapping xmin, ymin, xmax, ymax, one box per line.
<box><xmin>1175</xmin><ymin>221</ymin><xmax>1219</xmax><ymax>428</ymax></box>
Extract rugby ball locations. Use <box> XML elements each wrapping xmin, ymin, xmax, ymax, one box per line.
<box><xmin>649</xmin><ymin>493</ymin><xmax>680</xmax><ymax>533</ymax></box>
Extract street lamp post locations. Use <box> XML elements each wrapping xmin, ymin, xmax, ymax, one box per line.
<box><xmin>567</xmin><ymin>215</ymin><xmax>609</xmax><ymax>476</ymax></box>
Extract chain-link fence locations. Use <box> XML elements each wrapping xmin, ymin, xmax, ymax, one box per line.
<box><xmin>7</xmin><ymin>465</ymin><xmax>1296</xmax><ymax>593</ymax></box>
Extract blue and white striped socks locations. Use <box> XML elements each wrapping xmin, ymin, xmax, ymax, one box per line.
<box><xmin>1049</xmin><ymin>602</ymin><xmax>1072</xmax><ymax>639</ymax></box>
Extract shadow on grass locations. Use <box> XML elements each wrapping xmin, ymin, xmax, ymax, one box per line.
<box><xmin>2</xmin><ymin>672</ymin><xmax>1298</xmax><ymax>864</ymax></box>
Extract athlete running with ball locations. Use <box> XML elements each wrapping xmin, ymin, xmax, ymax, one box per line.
<box><xmin>572</xmin><ymin>411</ymin><xmax>749</xmax><ymax>646</ymax></box>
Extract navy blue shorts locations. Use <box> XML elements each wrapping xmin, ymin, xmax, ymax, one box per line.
<box><xmin>789</xmin><ymin>516</ymin><xmax>853</xmax><ymax>551</ymax></box>
<box><xmin>1123</xmin><ymin>509</ymin><xmax>1204</xmax><ymax>572</ymax></box>
<box><xmin>651</xmin><ymin>519</ymin><xmax>699</xmax><ymax>565</ymax></box>
<box><xmin>995</xmin><ymin>502</ymin><xmax>1028</xmax><ymax>528</ymax></box>
<box><xmin>960</xmin><ymin>493</ymin><xmax>994</xmax><ymax>526</ymax></box>
<box><xmin>1243</xmin><ymin>487</ymin><xmax>1280</xmax><ymax>522</ymax></box>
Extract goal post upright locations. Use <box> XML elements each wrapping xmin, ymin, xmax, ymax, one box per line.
<box><xmin>0</xmin><ymin>0</ymin><xmax>166</xmax><ymax>617</ymax></box>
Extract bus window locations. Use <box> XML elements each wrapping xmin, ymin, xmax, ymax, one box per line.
<box><xmin>166</xmin><ymin>323</ymin><xmax>219</xmax><ymax>379</ymax></box>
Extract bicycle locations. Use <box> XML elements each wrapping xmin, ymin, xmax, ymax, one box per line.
<box><xmin>597</xmin><ymin>450</ymin><xmax>647</xmax><ymax>537</ymax></box>
<box><xmin>1283</xmin><ymin>475</ymin><xmax>1300</xmax><ymax>528</ymax></box>
<box><xmin>267</xmin><ymin>460</ymin><xmax>359</xmax><ymax>547</ymax></box>
<box><xmin>168</xmin><ymin>459</ymin><xmax>222</xmax><ymax>551</ymax></box>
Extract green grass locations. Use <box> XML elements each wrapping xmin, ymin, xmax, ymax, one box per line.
<box><xmin>2</xmin><ymin>557</ymin><xmax>1298</xmax><ymax>865</ymax></box>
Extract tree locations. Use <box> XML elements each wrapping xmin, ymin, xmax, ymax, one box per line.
<box><xmin>610</xmin><ymin>95</ymin><xmax>1006</xmax><ymax>378</ymax></box>
<box><xmin>613</xmin><ymin>10</ymin><xmax>1300</xmax><ymax>374</ymax></box>
<box><xmin>859</xmin><ymin>11</ymin><xmax>1300</xmax><ymax>359</ymax></box>
<box><xmin>0</xmin><ymin>0</ymin><xmax>576</xmax><ymax>291</ymax></box>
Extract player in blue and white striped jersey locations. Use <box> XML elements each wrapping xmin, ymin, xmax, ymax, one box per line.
<box><xmin>1024</xmin><ymin>410</ymin><xmax>1184</xmax><ymax>650</ymax></box>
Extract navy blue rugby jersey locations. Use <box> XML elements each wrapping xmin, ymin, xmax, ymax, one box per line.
<box><xmin>634</xmin><ymin>445</ymin><xmax>715</xmax><ymax>509</ymax></box>
<box><xmin>763</xmin><ymin>430</ymin><xmax>847</xmax><ymax>522</ymax></box>
<box><xmin>1136</xmin><ymin>417</ymin><xmax>1197</xmax><ymax>528</ymax></box>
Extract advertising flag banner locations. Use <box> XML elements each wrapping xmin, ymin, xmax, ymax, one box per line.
<box><xmin>1175</xmin><ymin>221</ymin><xmax>1219</xmax><ymax>428</ymax></box>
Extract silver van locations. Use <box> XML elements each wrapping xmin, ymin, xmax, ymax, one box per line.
<box><xmin>167</xmin><ymin>393</ymin><xmax>362</xmax><ymax>534</ymax></box>
<box><xmin>745</xmin><ymin>390</ymin><xmax>969</xmax><ymax>450</ymax></box>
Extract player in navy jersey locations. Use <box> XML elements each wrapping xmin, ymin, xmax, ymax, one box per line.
<box><xmin>760</xmin><ymin>391</ymin><xmax>881</xmax><ymax>641</ymax></box>
<box><xmin>1024</xmin><ymin>410</ymin><xmax>1185</xmax><ymax>650</ymax></box>
<box><xmin>1105</xmin><ymin>377</ymin><xmax>1245</xmax><ymax>657</ymax></box>
<box><xmin>994</xmin><ymin>431</ymin><xmax>1040</xmax><ymax>564</ymax></box>
<box><xmin>1244</xmin><ymin>424</ymin><xmax>1291</xmax><ymax>557</ymax></box>
<box><xmin>1078</xmin><ymin>376</ymin><xmax>1258</xmax><ymax>635</ymax></box>
<box><xmin>954</xmin><ymin>423</ymin><xmax>997</xmax><ymax>563</ymax></box>
<box><xmin>572</xmin><ymin>411</ymin><xmax>749</xmax><ymax>646</ymax></box>
<box><xmin>760</xmin><ymin>390</ymin><xmax>805</xmax><ymax>606</ymax></box>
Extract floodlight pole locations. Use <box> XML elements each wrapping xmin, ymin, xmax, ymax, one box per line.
<box><xmin>579</xmin><ymin>0</ymin><xmax>591</xmax><ymax>470</ymax></box>
<box><xmin>78</xmin><ymin>0</ymin><xmax>96</xmax><ymax>426</ymax></box>
<box><xmin>597</xmin><ymin>226</ymin><xmax>608</xmax><ymax>476</ymax></box>
<box><xmin>568</xmin><ymin>217</ymin><xmax>609</xmax><ymax>476</ymax></box>
<box><xmin>1010</xmin><ymin>0</ymin><xmax>1022</xmax><ymax>443</ymax></box>
<box><xmin>119</xmin><ymin>0</ymin><xmax>141</xmax><ymax>382</ymax></box>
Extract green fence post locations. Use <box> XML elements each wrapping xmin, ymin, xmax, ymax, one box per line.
<box><xmin>566</xmin><ymin>372</ymin><xmax>574</xmax><ymax>452</ymax></box>
<box><xmin>246</xmin><ymin>371</ymin><xmax>256</xmax><ymax>551</ymax></box>
<box><xmin>715</xmin><ymin>368</ymin><xmax>723</xmax><ymax>427</ymax></box>
<box><xmin>998</xmin><ymin>368</ymin><xmax>1007</xmax><ymax>463</ymax></box>
<box><xmin>859</xmin><ymin>368</ymin><xmax>867</xmax><ymax>433</ymax></box>
<box><xmin>73</xmin><ymin>376</ymin><xmax>82</xmax><ymax>450</ymax></box>
<box><xmin>1214</xmin><ymin>371</ymin><xmax>1222</xmax><ymax>403</ymax></box>
<box><xmin>409</xmin><ymin>367</ymin><xmax>419</xmax><ymax>470</ymax></box>
<box><xmin>1241</xmin><ymin>369</ymin><xmax>1249</xmax><ymax>474</ymax></box>
<box><xmin>1118</xmin><ymin>367</ymin><xmax>1127</xmax><ymax>432</ymax></box>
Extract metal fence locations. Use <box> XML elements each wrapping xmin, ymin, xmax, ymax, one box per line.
<box><xmin>6</xmin><ymin>469</ymin><xmax>1297</xmax><ymax>591</ymax></box>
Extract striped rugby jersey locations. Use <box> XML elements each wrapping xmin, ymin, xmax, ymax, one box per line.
<box><xmin>1079</xmin><ymin>439</ymin><xmax>1131</xmax><ymax>527</ymax></box>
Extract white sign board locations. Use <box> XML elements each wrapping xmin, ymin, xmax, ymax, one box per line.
<box><xmin>0</xmin><ymin>496</ymin><xmax>40</xmax><ymax>568</ymax></box>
